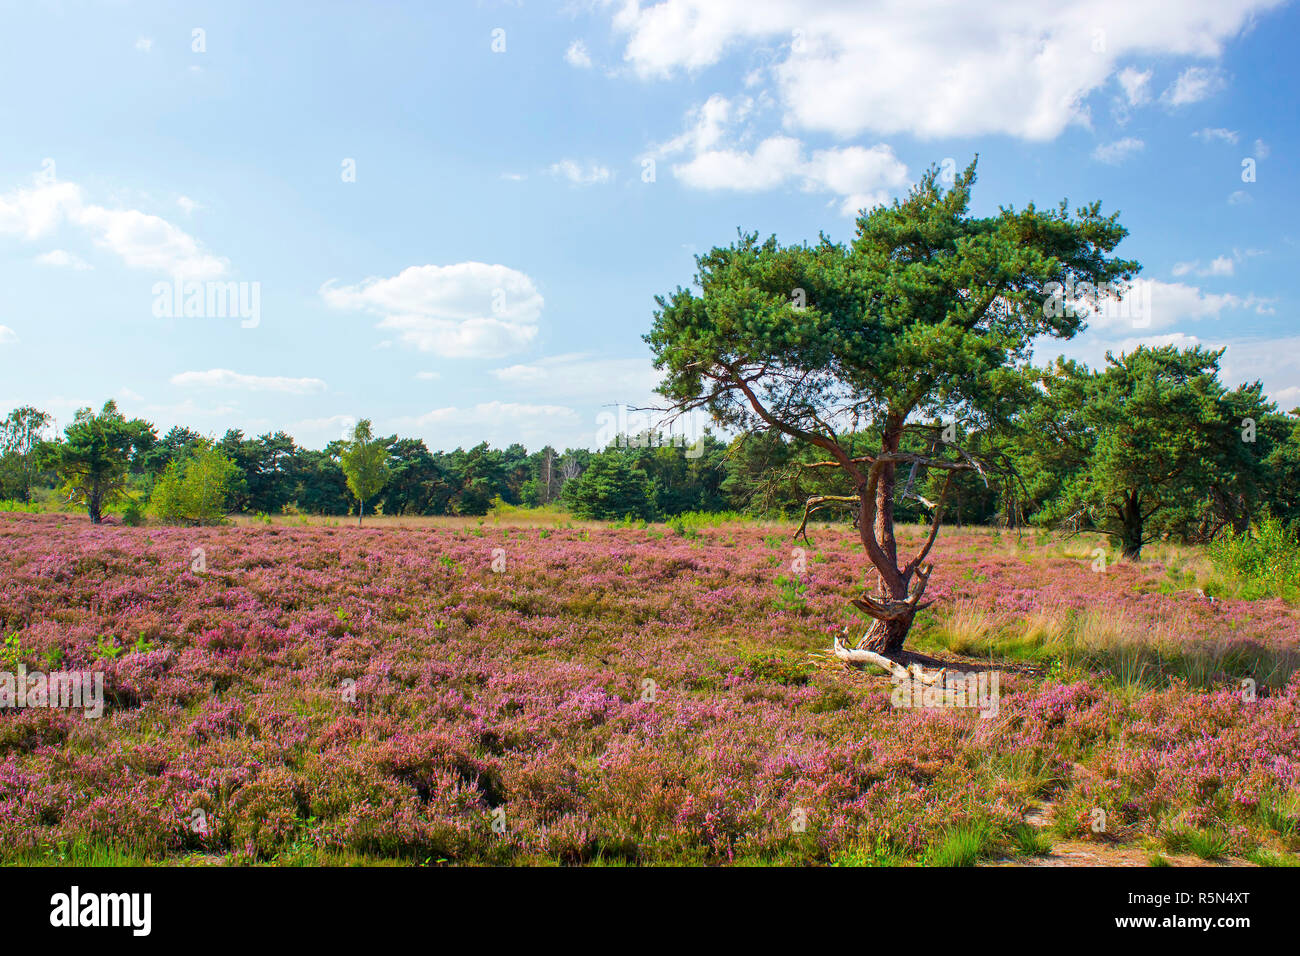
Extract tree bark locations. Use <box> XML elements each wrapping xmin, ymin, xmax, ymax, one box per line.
<box><xmin>852</xmin><ymin>413</ymin><xmax>919</xmax><ymax>654</ymax></box>
<box><xmin>1119</xmin><ymin>490</ymin><xmax>1143</xmax><ymax>561</ymax></box>
<box><xmin>858</xmin><ymin>614</ymin><xmax>914</xmax><ymax>654</ymax></box>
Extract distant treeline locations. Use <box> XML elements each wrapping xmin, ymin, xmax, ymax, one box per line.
<box><xmin>5</xmin><ymin>346</ymin><xmax>1300</xmax><ymax>541</ymax></box>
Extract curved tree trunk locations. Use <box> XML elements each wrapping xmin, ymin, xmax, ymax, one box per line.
<box><xmin>849</xmin><ymin>412</ymin><xmax>927</xmax><ymax>654</ymax></box>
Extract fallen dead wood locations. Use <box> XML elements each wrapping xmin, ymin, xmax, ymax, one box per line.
<box><xmin>832</xmin><ymin>633</ymin><xmax>947</xmax><ymax>685</ymax></box>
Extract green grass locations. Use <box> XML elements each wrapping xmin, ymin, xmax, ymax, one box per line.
<box><xmin>1010</xmin><ymin>823</ymin><xmax>1053</xmax><ymax>857</ymax></box>
<box><xmin>1160</xmin><ymin>825</ymin><xmax>1229</xmax><ymax>860</ymax></box>
<box><xmin>1246</xmin><ymin>848</ymin><xmax>1300</xmax><ymax>867</ymax></box>
<box><xmin>833</xmin><ymin>839</ymin><xmax>910</xmax><ymax>867</ymax></box>
<box><xmin>923</xmin><ymin>823</ymin><xmax>998</xmax><ymax>867</ymax></box>
<box><xmin>4</xmin><ymin>842</ymin><xmax>156</xmax><ymax>867</ymax></box>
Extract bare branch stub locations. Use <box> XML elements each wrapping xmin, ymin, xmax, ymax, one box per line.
<box><xmin>795</xmin><ymin>494</ymin><xmax>860</xmax><ymax>542</ymax></box>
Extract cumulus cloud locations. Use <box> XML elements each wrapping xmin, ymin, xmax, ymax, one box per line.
<box><xmin>320</xmin><ymin>262</ymin><xmax>544</xmax><ymax>359</ymax></box>
<box><xmin>608</xmin><ymin>0</ymin><xmax>1279</xmax><ymax>139</ymax></box>
<box><xmin>0</xmin><ymin>178</ymin><xmax>227</xmax><ymax>278</ymax></box>
<box><xmin>169</xmin><ymin>369</ymin><xmax>328</xmax><ymax>394</ymax></box>
<box><xmin>651</xmin><ymin>97</ymin><xmax>908</xmax><ymax>215</ymax></box>
<box><xmin>1081</xmin><ymin>277</ymin><xmax>1272</xmax><ymax>333</ymax></box>
<box><xmin>672</xmin><ymin>135</ymin><xmax>803</xmax><ymax>191</ymax></box>
<box><xmin>1091</xmin><ymin>137</ymin><xmax>1144</xmax><ymax>164</ymax></box>
<box><xmin>0</xmin><ymin>326</ymin><xmax>17</xmax><ymax>345</ymax></box>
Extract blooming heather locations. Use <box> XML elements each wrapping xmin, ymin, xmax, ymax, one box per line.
<box><xmin>0</xmin><ymin>514</ymin><xmax>1296</xmax><ymax>864</ymax></box>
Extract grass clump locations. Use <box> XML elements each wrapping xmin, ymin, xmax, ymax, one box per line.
<box><xmin>924</xmin><ymin>823</ymin><xmax>998</xmax><ymax>867</ymax></box>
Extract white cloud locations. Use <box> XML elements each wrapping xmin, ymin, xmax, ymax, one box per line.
<box><xmin>673</xmin><ymin>135</ymin><xmax>803</xmax><ymax>191</ymax></box>
<box><xmin>547</xmin><ymin>160</ymin><xmax>612</xmax><ymax>185</ymax></box>
<box><xmin>1082</xmin><ymin>277</ymin><xmax>1271</xmax><ymax>333</ymax></box>
<box><xmin>291</xmin><ymin>414</ymin><xmax>358</xmax><ymax>442</ymax></box>
<box><xmin>1092</xmin><ymin>137</ymin><xmax>1144</xmax><ymax>164</ymax></box>
<box><xmin>0</xmin><ymin>178</ymin><xmax>226</xmax><ymax>278</ymax></box>
<box><xmin>1037</xmin><ymin>329</ymin><xmax>1300</xmax><ymax>403</ymax></box>
<box><xmin>1162</xmin><ymin>66</ymin><xmax>1226</xmax><ymax>106</ymax></box>
<box><xmin>653</xmin><ymin>100</ymin><xmax>908</xmax><ymax>215</ymax></box>
<box><xmin>1192</xmin><ymin>127</ymin><xmax>1239</xmax><ymax>144</ymax></box>
<box><xmin>177</xmin><ymin>195</ymin><xmax>201</xmax><ymax>215</ymax></box>
<box><xmin>170</xmin><ymin>369</ymin><xmax>327</xmax><ymax>394</ymax></box>
<box><xmin>1116</xmin><ymin>67</ymin><xmax>1152</xmax><ymax>106</ymax></box>
<box><xmin>608</xmin><ymin>0</ymin><xmax>1280</xmax><ymax>140</ymax></box>
<box><xmin>565</xmin><ymin>39</ymin><xmax>593</xmax><ymax>68</ymax></box>
<box><xmin>801</xmin><ymin>145</ymin><xmax>911</xmax><ymax>216</ymax></box>
<box><xmin>1172</xmin><ymin>255</ymin><xmax>1235</xmax><ymax>278</ymax></box>
<box><xmin>1228</xmin><ymin>189</ymin><xmax>1253</xmax><ymax>205</ymax></box>
<box><xmin>0</xmin><ymin>180</ymin><xmax>81</xmax><ymax>240</ymax></box>
<box><xmin>414</xmin><ymin>371</ymin><xmax>440</xmax><ymax>381</ymax></box>
<box><xmin>135</xmin><ymin>37</ymin><xmax>153</xmax><ymax>53</ymax></box>
<box><xmin>1254</xmin><ymin>138</ymin><xmax>1270</xmax><ymax>159</ymax></box>
<box><xmin>35</xmin><ymin>249</ymin><xmax>92</xmax><ymax>270</ymax></box>
<box><xmin>320</xmin><ymin>262</ymin><xmax>544</xmax><ymax>359</ymax></box>
<box><xmin>0</xmin><ymin>326</ymin><xmax>17</xmax><ymax>346</ymax></box>
<box><xmin>75</xmin><ymin>205</ymin><xmax>227</xmax><ymax>277</ymax></box>
<box><xmin>653</xmin><ymin>94</ymin><xmax>745</xmax><ymax>157</ymax></box>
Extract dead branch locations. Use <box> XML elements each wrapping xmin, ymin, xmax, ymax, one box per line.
<box><xmin>831</xmin><ymin>633</ymin><xmax>948</xmax><ymax>685</ymax></box>
<box><xmin>795</xmin><ymin>494</ymin><xmax>860</xmax><ymax>542</ymax></box>
<box><xmin>904</xmin><ymin>472</ymin><xmax>955</xmax><ymax>581</ymax></box>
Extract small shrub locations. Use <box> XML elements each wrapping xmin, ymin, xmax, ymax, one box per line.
<box><xmin>1208</xmin><ymin>515</ymin><xmax>1300</xmax><ymax>600</ymax></box>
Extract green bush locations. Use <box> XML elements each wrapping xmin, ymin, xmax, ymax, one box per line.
<box><xmin>121</xmin><ymin>500</ymin><xmax>145</xmax><ymax>526</ymax></box>
<box><xmin>150</xmin><ymin>440</ymin><xmax>240</xmax><ymax>526</ymax></box>
<box><xmin>1208</xmin><ymin>515</ymin><xmax>1300</xmax><ymax>600</ymax></box>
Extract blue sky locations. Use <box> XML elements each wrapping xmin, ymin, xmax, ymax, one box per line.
<box><xmin>1</xmin><ymin>0</ymin><xmax>1297</xmax><ymax>451</ymax></box>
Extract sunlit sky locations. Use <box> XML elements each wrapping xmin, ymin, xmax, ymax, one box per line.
<box><xmin>2</xmin><ymin>0</ymin><xmax>1297</xmax><ymax>450</ymax></box>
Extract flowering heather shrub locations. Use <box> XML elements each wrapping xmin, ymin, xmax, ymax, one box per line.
<box><xmin>0</xmin><ymin>513</ymin><xmax>1297</xmax><ymax>865</ymax></box>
